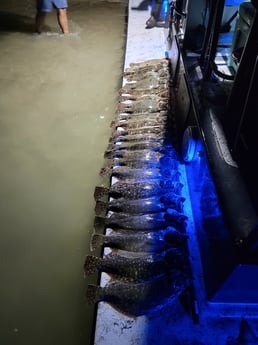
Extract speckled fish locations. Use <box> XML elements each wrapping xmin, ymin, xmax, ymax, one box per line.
<box><xmin>111</xmin><ymin>118</ymin><xmax>167</xmax><ymax>132</ymax></box>
<box><xmin>119</xmin><ymin>84</ymin><xmax>168</xmax><ymax>97</ymax></box>
<box><xmin>110</xmin><ymin>120</ymin><xmax>168</xmax><ymax>133</ymax></box>
<box><xmin>104</xmin><ymin>145</ymin><xmax>176</xmax><ymax>160</ymax></box>
<box><xmin>127</xmin><ymin>58</ymin><xmax>169</xmax><ymax>68</ymax></box>
<box><xmin>123</xmin><ymin>66</ymin><xmax>169</xmax><ymax>80</ymax></box>
<box><xmin>94</xmin><ymin>180</ymin><xmax>183</xmax><ymax>201</ymax></box>
<box><xmin>95</xmin><ymin>192</ymin><xmax>185</xmax><ymax>215</ymax></box>
<box><xmin>124</xmin><ymin>66</ymin><xmax>169</xmax><ymax>78</ymax></box>
<box><xmin>104</xmin><ymin>142</ymin><xmax>167</xmax><ymax>157</ymax></box>
<box><xmin>103</xmin><ymin>147</ymin><xmax>177</xmax><ymax>164</ymax></box>
<box><xmin>102</xmin><ymin>152</ymin><xmax>178</xmax><ymax>171</ymax></box>
<box><xmin>119</xmin><ymin>90</ymin><xmax>169</xmax><ymax>103</ymax></box>
<box><xmin>90</xmin><ymin>227</ymin><xmax>189</xmax><ymax>253</ymax></box>
<box><xmin>113</xmin><ymin>113</ymin><xmax>167</xmax><ymax>123</ymax></box>
<box><xmin>114</xmin><ymin>110</ymin><xmax>168</xmax><ymax>123</ymax></box>
<box><xmin>86</xmin><ymin>269</ymin><xmax>191</xmax><ymax>316</ymax></box>
<box><xmin>124</xmin><ymin>58</ymin><xmax>169</xmax><ymax>76</ymax></box>
<box><xmin>124</xmin><ymin>63</ymin><xmax>169</xmax><ymax>75</ymax></box>
<box><xmin>99</xmin><ymin>166</ymin><xmax>179</xmax><ymax>180</ymax></box>
<box><xmin>110</xmin><ymin>126</ymin><xmax>167</xmax><ymax>139</ymax></box>
<box><xmin>84</xmin><ymin>247</ymin><xmax>186</xmax><ymax>282</ymax></box>
<box><xmin>102</xmin><ymin>155</ymin><xmax>179</xmax><ymax>170</ymax></box>
<box><xmin>109</xmin><ymin>131</ymin><xmax>166</xmax><ymax>144</ymax></box>
<box><xmin>123</xmin><ymin>76</ymin><xmax>169</xmax><ymax>89</ymax></box>
<box><xmin>117</xmin><ymin>98</ymin><xmax>168</xmax><ymax>114</ymax></box>
<box><xmin>109</xmin><ymin>132</ymin><xmax>165</xmax><ymax>143</ymax></box>
<box><xmin>103</xmin><ymin>149</ymin><xmax>167</xmax><ymax>163</ymax></box>
<box><xmin>105</xmin><ymin>141</ymin><xmax>173</xmax><ymax>153</ymax></box>
<box><xmin>94</xmin><ymin>209</ymin><xmax>186</xmax><ymax>231</ymax></box>
<box><xmin>124</xmin><ymin>68</ymin><xmax>170</xmax><ymax>83</ymax></box>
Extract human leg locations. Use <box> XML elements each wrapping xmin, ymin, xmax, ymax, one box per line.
<box><xmin>145</xmin><ymin>0</ymin><xmax>163</xmax><ymax>28</ymax></box>
<box><xmin>35</xmin><ymin>0</ymin><xmax>52</xmax><ymax>33</ymax></box>
<box><xmin>56</xmin><ymin>8</ymin><xmax>69</xmax><ymax>33</ymax></box>
<box><xmin>35</xmin><ymin>11</ymin><xmax>47</xmax><ymax>33</ymax></box>
<box><xmin>52</xmin><ymin>0</ymin><xmax>69</xmax><ymax>33</ymax></box>
<box><xmin>151</xmin><ymin>0</ymin><xmax>163</xmax><ymax>20</ymax></box>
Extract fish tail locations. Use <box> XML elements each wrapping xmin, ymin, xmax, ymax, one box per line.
<box><xmin>95</xmin><ymin>201</ymin><xmax>108</xmax><ymax>216</ymax></box>
<box><xmin>90</xmin><ymin>233</ymin><xmax>104</xmax><ymax>251</ymax></box>
<box><xmin>94</xmin><ymin>216</ymin><xmax>106</xmax><ymax>232</ymax></box>
<box><xmin>99</xmin><ymin>167</ymin><xmax>112</xmax><ymax>177</ymax></box>
<box><xmin>86</xmin><ymin>284</ymin><xmax>103</xmax><ymax>304</ymax></box>
<box><xmin>94</xmin><ymin>186</ymin><xmax>109</xmax><ymax>201</ymax></box>
<box><xmin>83</xmin><ymin>255</ymin><xmax>101</xmax><ymax>276</ymax></box>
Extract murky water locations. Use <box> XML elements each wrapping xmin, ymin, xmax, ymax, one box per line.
<box><xmin>0</xmin><ymin>1</ymin><xmax>126</xmax><ymax>344</ymax></box>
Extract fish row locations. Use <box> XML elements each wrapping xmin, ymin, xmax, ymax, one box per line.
<box><xmin>85</xmin><ymin>58</ymin><xmax>191</xmax><ymax>316</ymax></box>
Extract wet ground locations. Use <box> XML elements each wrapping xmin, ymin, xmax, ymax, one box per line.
<box><xmin>0</xmin><ymin>1</ymin><xmax>126</xmax><ymax>344</ymax></box>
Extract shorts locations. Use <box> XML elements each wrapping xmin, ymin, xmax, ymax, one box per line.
<box><xmin>36</xmin><ymin>0</ymin><xmax>68</xmax><ymax>12</ymax></box>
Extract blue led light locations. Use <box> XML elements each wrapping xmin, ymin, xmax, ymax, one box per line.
<box><xmin>162</xmin><ymin>0</ymin><xmax>169</xmax><ymax>16</ymax></box>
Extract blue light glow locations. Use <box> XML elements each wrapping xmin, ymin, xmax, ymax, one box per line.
<box><xmin>162</xmin><ymin>0</ymin><xmax>169</xmax><ymax>16</ymax></box>
<box><xmin>183</xmin><ymin>130</ymin><xmax>236</xmax><ymax>300</ymax></box>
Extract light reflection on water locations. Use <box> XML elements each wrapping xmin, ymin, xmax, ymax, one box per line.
<box><xmin>0</xmin><ymin>1</ymin><xmax>126</xmax><ymax>344</ymax></box>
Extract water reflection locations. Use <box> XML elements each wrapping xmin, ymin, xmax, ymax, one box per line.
<box><xmin>0</xmin><ymin>1</ymin><xmax>126</xmax><ymax>344</ymax></box>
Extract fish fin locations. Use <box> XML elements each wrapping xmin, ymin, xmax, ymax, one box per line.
<box><xmin>86</xmin><ymin>284</ymin><xmax>103</xmax><ymax>304</ymax></box>
<box><xmin>84</xmin><ymin>255</ymin><xmax>101</xmax><ymax>276</ymax></box>
<box><xmin>164</xmin><ymin>228</ymin><xmax>189</xmax><ymax>244</ymax></box>
<box><xmin>94</xmin><ymin>186</ymin><xmax>109</xmax><ymax>201</ymax></box>
<box><xmin>95</xmin><ymin>201</ymin><xmax>108</xmax><ymax>216</ymax></box>
<box><xmin>90</xmin><ymin>233</ymin><xmax>104</xmax><ymax>251</ymax></box>
<box><xmin>94</xmin><ymin>216</ymin><xmax>106</xmax><ymax>232</ymax></box>
<box><xmin>173</xmin><ymin>182</ymin><xmax>183</xmax><ymax>194</ymax></box>
<box><xmin>166</xmin><ymin>209</ymin><xmax>188</xmax><ymax>222</ymax></box>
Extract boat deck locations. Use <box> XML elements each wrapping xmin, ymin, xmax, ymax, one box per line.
<box><xmin>91</xmin><ymin>1</ymin><xmax>258</xmax><ymax>344</ymax></box>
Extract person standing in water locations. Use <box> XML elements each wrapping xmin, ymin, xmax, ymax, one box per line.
<box><xmin>35</xmin><ymin>0</ymin><xmax>69</xmax><ymax>34</ymax></box>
